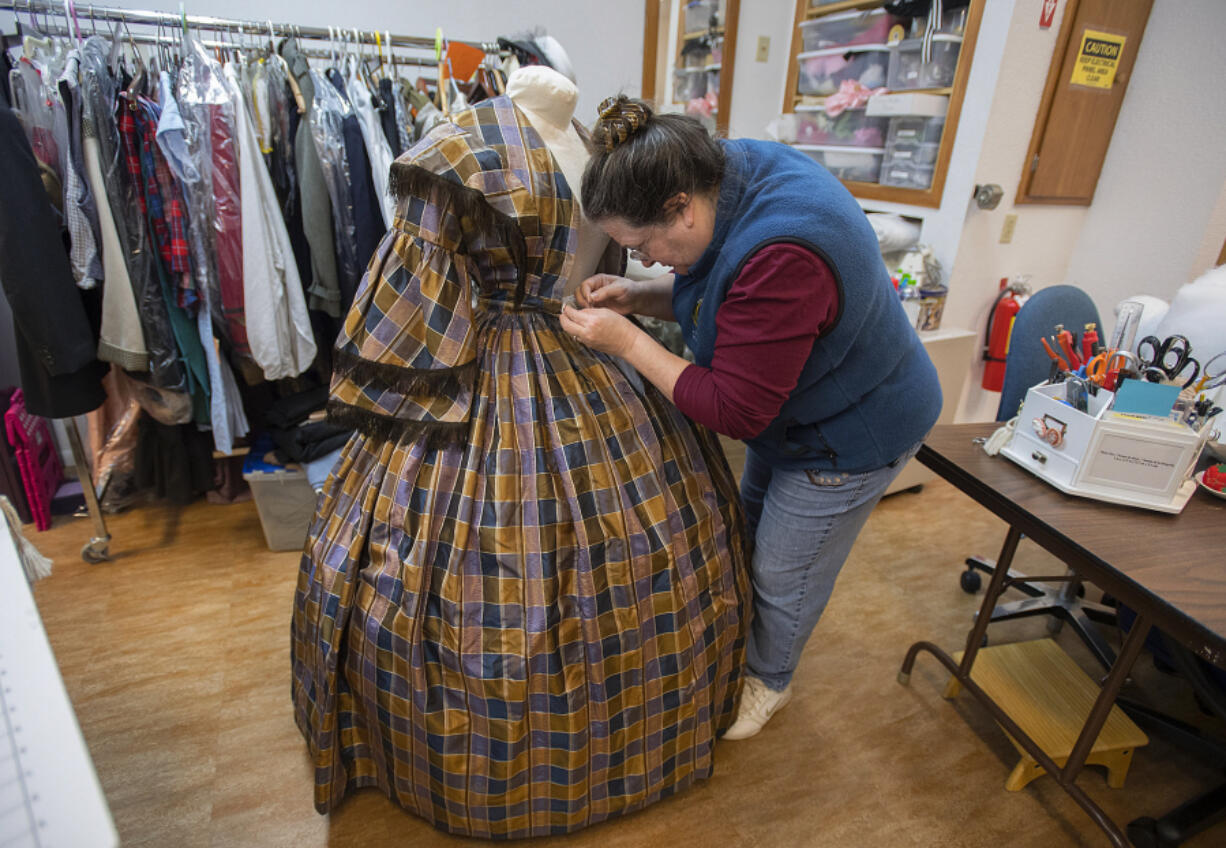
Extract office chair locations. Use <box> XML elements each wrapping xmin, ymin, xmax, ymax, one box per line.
<box><xmin>959</xmin><ymin>285</ymin><xmax>1120</xmax><ymax>669</ymax></box>
<box><xmin>1113</xmin><ymin>608</ymin><xmax>1226</xmax><ymax>847</ymax></box>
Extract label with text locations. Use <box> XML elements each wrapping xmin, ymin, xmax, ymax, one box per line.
<box><xmin>1070</xmin><ymin>29</ymin><xmax>1126</xmax><ymax>89</ymax></box>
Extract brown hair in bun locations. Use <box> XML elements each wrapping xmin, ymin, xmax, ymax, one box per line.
<box><xmin>582</xmin><ymin>95</ymin><xmax>724</xmax><ymax>228</ymax></box>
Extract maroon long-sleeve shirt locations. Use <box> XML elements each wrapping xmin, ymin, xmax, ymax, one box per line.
<box><xmin>672</xmin><ymin>243</ymin><xmax>841</xmax><ymax>440</ymax></box>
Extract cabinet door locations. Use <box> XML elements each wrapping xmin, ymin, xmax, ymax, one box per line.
<box><xmin>1017</xmin><ymin>0</ymin><xmax>1153</xmax><ymax>205</ymax></box>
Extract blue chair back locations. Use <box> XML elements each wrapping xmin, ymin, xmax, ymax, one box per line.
<box><xmin>997</xmin><ymin>285</ymin><xmax>1101</xmax><ymax>421</ymax></box>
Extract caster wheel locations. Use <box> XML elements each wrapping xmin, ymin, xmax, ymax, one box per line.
<box><xmin>1125</xmin><ymin>817</ymin><xmax>1161</xmax><ymax>848</ymax></box>
<box><xmin>960</xmin><ymin>569</ymin><xmax>982</xmax><ymax>594</ymax></box>
<box><xmin>81</xmin><ymin>540</ymin><xmax>110</xmax><ymax>563</ymax></box>
<box><xmin>981</xmin><ymin>634</ymin><xmax>989</xmax><ymax>648</ymax></box>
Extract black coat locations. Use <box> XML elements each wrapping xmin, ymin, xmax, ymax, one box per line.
<box><xmin>0</xmin><ymin>105</ymin><xmax>105</xmax><ymax>419</ymax></box>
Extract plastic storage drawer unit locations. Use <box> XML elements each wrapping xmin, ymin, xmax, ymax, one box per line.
<box><xmin>243</xmin><ymin>449</ymin><xmax>318</xmax><ymax>551</ymax></box>
<box><xmin>794</xmin><ymin>144</ymin><xmax>885</xmax><ymax>182</ymax></box>
<box><xmin>797</xmin><ymin>45</ymin><xmax>889</xmax><ymax>96</ymax></box>
<box><xmin>879</xmin><ymin>158</ymin><xmax>936</xmax><ymax>189</ymax></box>
<box><xmin>799</xmin><ymin>9</ymin><xmax>900</xmax><ymax>51</ymax></box>
<box><xmin>794</xmin><ymin>106</ymin><xmax>889</xmax><ymax>147</ymax></box>
<box><xmin>887</xmin><ymin>34</ymin><xmax>963</xmax><ymax>90</ymax></box>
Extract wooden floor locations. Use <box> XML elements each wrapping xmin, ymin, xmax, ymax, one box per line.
<box><xmin>26</xmin><ymin>473</ymin><xmax>1226</xmax><ymax>847</ymax></box>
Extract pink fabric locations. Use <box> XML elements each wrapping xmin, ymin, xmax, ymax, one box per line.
<box><xmin>3</xmin><ymin>390</ymin><xmax>63</xmax><ymax>531</ymax></box>
<box><xmin>824</xmin><ymin>79</ymin><xmax>885</xmax><ymax>118</ymax></box>
<box><xmin>673</xmin><ymin>244</ymin><xmax>840</xmax><ymax>440</ymax></box>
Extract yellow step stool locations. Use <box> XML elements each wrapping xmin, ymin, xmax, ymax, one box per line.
<box><xmin>944</xmin><ymin>638</ymin><xmax>1148</xmax><ymax>792</ymax></box>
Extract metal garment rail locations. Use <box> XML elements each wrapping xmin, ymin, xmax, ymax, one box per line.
<box><xmin>25</xmin><ymin>21</ymin><xmax>445</xmax><ymax>68</ymax></box>
<box><xmin>0</xmin><ymin>0</ymin><xmax>498</xmax><ymax>54</ymax></box>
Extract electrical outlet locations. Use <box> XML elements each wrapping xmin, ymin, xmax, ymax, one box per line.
<box><xmin>999</xmin><ymin>213</ymin><xmax>1018</xmax><ymax>244</ymax></box>
<box><xmin>756</xmin><ymin>36</ymin><xmax>770</xmax><ymax>62</ymax></box>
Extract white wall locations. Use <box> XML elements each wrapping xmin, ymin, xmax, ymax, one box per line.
<box><xmin>1063</xmin><ymin>0</ymin><xmax>1226</xmax><ymax>305</ymax></box>
<box><xmin>1</xmin><ymin>0</ymin><xmax>644</xmax><ymax>124</ymax></box>
<box><xmin>949</xmin><ymin>0</ymin><xmax>1226</xmax><ymax>422</ymax></box>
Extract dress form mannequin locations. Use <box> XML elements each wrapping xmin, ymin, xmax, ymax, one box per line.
<box><xmin>507</xmin><ymin>66</ymin><xmax>609</xmax><ymax>294</ymax></box>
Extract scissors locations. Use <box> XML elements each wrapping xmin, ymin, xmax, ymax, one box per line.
<box><xmin>1136</xmin><ymin>334</ymin><xmax>1200</xmax><ymax>388</ymax></box>
<box><xmin>1192</xmin><ymin>350</ymin><xmax>1226</xmax><ymax>393</ymax></box>
<box><xmin>1084</xmin><ymin>349</ymin><xmax>1137</xmax><ymax>390</ymax></box>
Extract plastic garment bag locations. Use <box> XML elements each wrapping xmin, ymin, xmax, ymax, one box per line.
<box><xmin>344</xmin><ymin>55</ymin><xmax>395</xmax><ymax>227</ymax></box>
<box><xmin>177</xmin><ymin>35</ymin><xmax>247</xmax><ymax>354</ymax></box>
<box><xmin>308</xmin><ymin>68</ymin><xmax>361</xmax><ymax>294</ymax></box>
<box><xmin>81</xmin><ymin>37</ymin><xmax>186</xmax><ymax>391</ymax></box>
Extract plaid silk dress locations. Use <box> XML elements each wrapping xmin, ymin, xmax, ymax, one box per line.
<box><xmin>291</xmin><ymin>95</ymin><xmax>750</xmax><ymax>838</ymax></box>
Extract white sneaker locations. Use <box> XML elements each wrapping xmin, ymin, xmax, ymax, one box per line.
<box><xmin>722</xmin><ymin>675</ymin><xmax>793</xmax><ymax>740</ymax></box>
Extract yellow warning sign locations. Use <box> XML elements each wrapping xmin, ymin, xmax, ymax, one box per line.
<box><xmin>1070</xmin><ymin>29</ymin><xmax>1126</xmax><ymax>89</ymax></box>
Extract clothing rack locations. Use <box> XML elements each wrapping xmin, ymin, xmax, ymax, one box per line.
<box><xmin>0</xmin><ymin>0</ymin><xmax>502</xmax><ymax>58</ymax></box>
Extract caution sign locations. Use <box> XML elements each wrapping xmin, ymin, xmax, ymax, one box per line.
<box><xmin>1070</xmin><ymin>29</ymin><xmax>1126</xmax><ymax>89</ymax></box>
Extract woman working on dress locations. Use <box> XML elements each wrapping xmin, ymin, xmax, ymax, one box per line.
<box><xmin>561</xmin><ymin>96</ymin><xmax>942</xmax><ymax>739</ymax></box>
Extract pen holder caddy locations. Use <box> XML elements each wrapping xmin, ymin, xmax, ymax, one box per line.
<box><xmin>1000</xmin><ymin>381</ymin><xmax>1209</xmax><ymax>513</ymax></box>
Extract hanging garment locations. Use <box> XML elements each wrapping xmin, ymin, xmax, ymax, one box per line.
<box><xmin>377</xmin><ymin>77</ymin><xmax>401</xmax><ymax>158</ymax></box>
<box><xmin>325</xmin><ymin>67</ymin><xmax>384</xmax><ymax>305</ymax></box>
<box><xmin>280</xmin><ymin>39</ymin><xmax>342</xmax><ymax>319</ymax></box>
<box><xmin>344</xmin><ymin>56</ymin><xmax>395</xmax><ymax>227</ymax></box>
<box><xmin>128</xmin><ymin>97</ymin><xmax>212</xmax><ymax>425</ymax></box>
<box><xmin>291</xmin><ymin>95</ymin><xmax>749</xmax><ymax>837</ymax></box>
<box><xmin>224</xmin><ymin>63</ymin><xmax>316</xmax><ymax>381</ymax></box>
<box><xmin>391</xmin><ymin>79</ymin><xmax>413</xmax><ymax>154</ymax></box>
<box><xmin>307</xmin><ymin>68</ymin><xmax>362</xmax><ymax>306</ymax></box>
<box><xmin>81</xmin><ymin>71</ymin><xmax>147</xmax><ymax>370</ymax></box>
<box><xmin>159</xmin><ymin>65</ymin><xmax>249</xmax><ymax>455</ymax></box>
<box><xmin>81</xmin><ymin>37</ymin><xmax>185</xmax><ymax>390</ymax></box>
<box><xmin>0</xmin><ymin>105</ymin><xmax>106</xmax><ymax>419</ymax></box>
<box><xmin>56</xmin><ymin>52</ymin><xmax>104</xmax><ymax>290</ymax></box>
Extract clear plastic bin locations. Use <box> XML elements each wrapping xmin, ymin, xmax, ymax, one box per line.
<box><xmin>795</xmin><ymin>144</ymin><xmax>885</xmax><ymax>182</ymax></box>
<box><xmin>794</xmin><ymin>107</ymin><xmax>888</xmax><ymax>147</ymax></box>
<box><xmin>243</xmin><ymin>460</ymin><xmax>318</xmax><ymax>551</ymax></box>
<box><xmin>887</xmin><ymin>115</ymin><xmax>946</xmax><ymax>147</ymax></box>
<box><xmin>887</xmin><ymin>35</ymin><xmax>963</xmax><ymax>90</ymax></box>
<box><xmin>707</xmin><ymin>68</ymin><xmax>721</xmax><ymax>97</ymax></box>
<box><xmin>884</xmin><ymin>140</ymin><xmax>940</xmax><ymax>166</ymax></box>
<box><xmin>797</xmin><ymin>45</ymin><xmax>890</xmax><ymax>96</ymax></box>
<box><xmin>800</xmin><ymin>9</ymin><xmax>901</xmax><ymax>51</ymax></box>
<box><xmin>684</xmin><ymin>0</ymin><xmax>722</xmax><ymax>34</ymax></box>
<box><xmin>674</xmin><ymin>68</ymin><xmax>708</xmax><ymax>102</ymax></box>
<box><xmin>879</xmin><ymin>158</ymin><xmax>936</xmax><ymax>190</ymax></box>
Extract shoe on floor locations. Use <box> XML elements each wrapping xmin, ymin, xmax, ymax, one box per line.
<box><xmin>723</xmin><ymin>675</ymin><xmax>793</xmax><ymax>740</ymax></box>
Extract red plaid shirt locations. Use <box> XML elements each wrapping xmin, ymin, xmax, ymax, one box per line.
<box><xmin>118</xmin><ymin>97</ymin><xmax>197</xmax><ymax>309</ymax></box>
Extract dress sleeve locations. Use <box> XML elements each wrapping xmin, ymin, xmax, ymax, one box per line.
<box><xmin>327</xmin><ymin>222</ymin><xmax>479</xmax><ymax>446</ymax></box>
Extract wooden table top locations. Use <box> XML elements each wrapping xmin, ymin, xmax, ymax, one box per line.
<box><xmin>919</xmin><ymin>424</ymin><xmax>1226</xmax><ymax>665</ymax></box>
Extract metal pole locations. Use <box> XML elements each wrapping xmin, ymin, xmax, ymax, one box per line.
<box><xmin>61</xmin><ymin>417</ymin><xmax>111</xmax><ymax>563</ymax></box>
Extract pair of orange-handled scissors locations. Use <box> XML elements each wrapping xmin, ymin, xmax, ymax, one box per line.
<box><xmin>1084</xmin><ymin>349</ymin><xmax>1137</xmax><ymax>390</ymax></box>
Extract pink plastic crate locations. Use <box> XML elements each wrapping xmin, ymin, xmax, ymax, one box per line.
<box><xmin>3</xmin><ymin>389</ymin><xmax>63</xmax><ymax>531</ymax></box>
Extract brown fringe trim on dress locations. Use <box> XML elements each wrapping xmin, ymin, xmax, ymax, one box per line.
<box><xmin>388</xmin><ymin>162</ymin><xmax>529</xmax><ymax>305</ymax></box>
<box><xmin>332</xmin><ymin>347</ymin><xmax>478</xmax><ymax>399</ymax></box>
<box><xmin>325</xmin><ymin>400</ymin><xmax>469</xmax><ymax>449</ymax></box>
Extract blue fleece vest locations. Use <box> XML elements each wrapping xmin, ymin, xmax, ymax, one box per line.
<box><xmin>673</xmin><ymin>139</ymin><xmax>942</xmax><ymax>473</ymax></box>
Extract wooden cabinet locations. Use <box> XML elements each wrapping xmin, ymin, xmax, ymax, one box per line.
<box><xmin>781</xmin><ymin>0</ymin><xmax>985</xmax><ymax>209</ymax></box>
<box><xmin>1016</xmin><ymin>0</ymin><xmax>1153</xmax><ymax>205</ymax></box>
<box><xmin>643</xmin><ymin>0</ymin><xmax>741</xmax><ymax>135</ymax></box>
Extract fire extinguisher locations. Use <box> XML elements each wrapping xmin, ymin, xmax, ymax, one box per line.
<box><xmin>982</xmin><ymin>277</ymin><xmax>1030</xmax><ymax>391</ymax></box>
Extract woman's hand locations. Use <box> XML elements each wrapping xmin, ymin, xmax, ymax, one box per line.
<box><xmin>575</xmin><ymin>274</ymin><xmax>638</xmax><ymax>314</ymax></box>
<box><xmin>561</xmin><ymin>303</ymin><xmax>642</xmax><ymax>358</ymax></box>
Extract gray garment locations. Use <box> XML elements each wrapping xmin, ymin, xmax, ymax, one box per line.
<box><xmin>280</xmin><ymin>39</ymin><xmax>341</xmax><ymax>318</ymax></box>
<box><xmin>57</xmin><ymin>53</ymin><xmax>103</xmax><ymax>288</ymax></box>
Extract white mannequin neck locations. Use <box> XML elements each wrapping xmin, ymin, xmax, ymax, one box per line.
<box><xmin>506</xmin><ymin>66</ymin><xmax>578</xmax><ymax>131</ymax></box>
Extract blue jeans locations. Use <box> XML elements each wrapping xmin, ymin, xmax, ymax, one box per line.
<box><xmin>741</xmin><ymin>443</ymin><xmax>921</xmax><ymax>691</ymax></box>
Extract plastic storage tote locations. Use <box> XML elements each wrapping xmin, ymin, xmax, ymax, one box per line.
<box><xmin>800</xmin><ymin>9</ymin><xmax>901</xmax><ymax>51</ymax></box>
<box><xmin>793</xmin><ymin>107</ymin><xmax>889</xmax><ymax>147</ymax></box>
<box><xmin>794</xmin><ymin>144</ymin><xmax>885</xmax><ymax>182</ymax></box>
<box><xmin>887</xmin><ymin>35</ymin><xmax>963</xmax><ymax>90</ymax></box>
<box><xmin>674</xmin><ymin>68</ymin><xmax>708</xmax><ymax>102</ymax></box>
<box><xmin>797</xmin><ymin>45</ymin><xmax>889</xmax><ymax>96</ymax></box>
<box><xmin>243</xmin><ymin>447</ymin><xmax>318</xmax><ymax>551</ymax></box>
<box><xmin>879</xmin><ymin>158</ymin><xmax>936</xmax><ymax>189</ymax></box>
<box><xmin>685</xmin><ymin>0</ymin><xmax>722</xmax><ymax>34</ymax></box>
